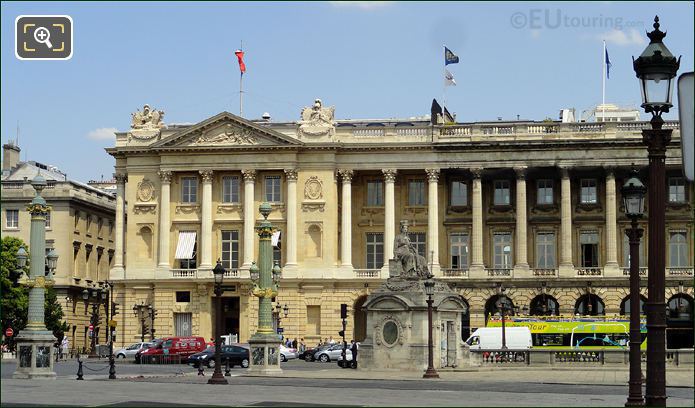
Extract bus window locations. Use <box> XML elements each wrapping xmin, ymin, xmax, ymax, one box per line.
<box><xmin>533</xmin><ymin>334</ymin><xmax>565</xmax><ymax>347</ymax></box>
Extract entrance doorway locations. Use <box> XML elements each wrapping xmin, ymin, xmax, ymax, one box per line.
<box><xmin>353</xmin><ymin>295</ymin><xmax>368</xmax><ymax>342</ymax></box>
<box><xmin>220</xmin><ymin>297</ymin><xmax>240</xmax><ymax>339</ymax></box>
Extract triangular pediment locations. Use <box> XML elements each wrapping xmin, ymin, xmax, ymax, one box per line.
<box><xmin>152</xmin><ymin>112</ymin><xmax>302</xmax><ymax>148</ymax></box>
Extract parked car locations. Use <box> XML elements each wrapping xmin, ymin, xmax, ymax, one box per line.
<box><xmin>137</xmin><ymin>336</ymin><xmax>206</xmax><ymax>364</ymax></box>
<box><xmin>134</xmin><ymin>339</ymin><xmax>162</xmax><ymax>364</ymax></box>
<box><xmin>188</xmin><ymin>345</ymin><xmax>250</xmax><ymax>369</ymax></box>
<box><xmin>279</xmin><ymin>345</ymin><xmax>297</xmax><ymax>362</ymax></box>
<box><xmin>313</xmin><ymin>344</ymin><xmax>353</xmax><ymax>363</ymax></box>
<box><xmin>302</xmin><ymin>344</ymin><xmax>330</xmax><ymax>362</ymax></box>
<box><xmin>115</xmin><ymin>342</ymin><xmax>153</xmax><ymax>360</ymax></box>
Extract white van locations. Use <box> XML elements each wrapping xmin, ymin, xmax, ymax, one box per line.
<box><xmin>464</xmin><ymin>327</ymin><xmax>532</xmax><ymax>350</ymax></box>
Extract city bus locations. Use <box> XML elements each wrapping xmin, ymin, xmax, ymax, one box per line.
<box><xmin>486</xmin><ymin>315</ymin><xmax>647</xmax><ymax>349</ymax></box>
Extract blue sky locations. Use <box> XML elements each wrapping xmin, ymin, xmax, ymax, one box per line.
<box><xmin>1</xmin><ymin>1</ymin><xmax>693</xmax><ymax>182</ymax></box>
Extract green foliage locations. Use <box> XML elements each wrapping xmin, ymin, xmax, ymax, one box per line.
<box><xmin>45</xmin><ymin>287</ymin><xmax>69</xmax><ymax>341</ymax></box>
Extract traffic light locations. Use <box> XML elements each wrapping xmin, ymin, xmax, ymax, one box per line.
<box><xmin>340</xmin><ymin>303</ymin><xmax>348</xmax><ymax>319</ymax></box>
<box><xmin>338</xmin><ymin>330</ymin><xmax>345</xmax><ymax>338</ymax></box>
<box><xmin>111</xmin><ymin>302</ymin><xmax>120</xmax><ymax>316</ymax></box>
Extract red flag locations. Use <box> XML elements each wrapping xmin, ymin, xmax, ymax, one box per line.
<box><xmin>234</xmin><ymin>50</ymin><xmax>246</xmax><ymax>74</ymax></box>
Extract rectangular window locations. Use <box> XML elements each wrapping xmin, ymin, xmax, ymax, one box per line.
<box><xmin>580</xmin><ymin>179</ymin><xmax>597</xmax><ymax>204</ymax></box>
<box><xmin>408</xmin><ymin>232</ymin><xmax>427</xmax><ymax>258</ymax></box>
<box><xmin>45</xmin><ymin>212</ymin><xmax>51</xmax><ymax>229</ymax></box>
<box><xmin>493</xmin><ymin>232</ymin><xmax>513</xmax><ymax>268</ymax></box>
<box><xmin>86</xmin><ymin>217</ymin><xmax>92</xmax><ymax>234</ymax></box>
<box><xmin>580</xmin><ymin>231</ymin><xmax>599</xmax><ymax>267</ymax></box>
<box><xmin>408</xmin><ymin>179</ymin><xmax>426</xmax><ymax>206</ymax></box>
<box><xmin>494</xmin><ymin>180</ymin><xmax>511</xmax><ymax>206</ymax></box>
<box><xmin>306</xmin><ymin>306</ymin><xmax>321</xmax><ymax>335</ymax></box>
<box><xmin>450</xmin><ymin>181</ymin><xmax>468</xmax><ymax>206</ymax></box>
<box><xmin>175</xmin><ymin>291</ymin><xmax>191</xmax><ymax>303</ymax></box>
<box><xmin>5</xmin><ymin>209</ymin><xmax>19</xmax><ymax>228</ymax></box>
<box><xmin>222</xmin><ymin>176</ymin><xmax>240</xmax><ymax>203</ymax></box>
<box><xmin>450</xmin><ymin>233</ymin><xmax>469</xmax><ymax>269</ymax></box>
<box><xmin>174</xmin><ymin>313</ymin><xmax>192</xmax><ymax>337</ymax></box>
<box><xmin>623</xmin><ymin>232</ymin><xmax>646</xmax><ymax>268</ymax></box>
<box><xmin>265</xmin><ymin>176</ymin><xmax>281</xmax><ymax>202</ymax></box>
<box><xmin>97</xmin><ymin>218</ymin><xmax>103</xmax><ymax>236</ymax></box>
<box><xmin>366</xmin><ymin>180</ymin><xmax>384</xmax><ymax>206</ymax></box>
<box><xmin>537</xmin><ymin>179</ymin><xmax>554</xmax><ymax>205</ymax></box>
<box><xmin>668</xmin><ymin>177</ymin><xmax>686</xmax><ymax>203</ymax></box>
<box><xmin>366</xmin><ymin>233</ymin><xmax>384</xmax><ymax>269</ymax></box>
<box><xmin>221</xmin><ymin>230</ymin><xmax>239</xmax><ymax>270</ymax></box>
<box><xmin>669</xmin><ymin>232</ymin><xmax>688</xmax><ymax>267</ymax></box>
<box><xmin>181</xmin><ymin>177</ymin><xmax>198</xmax><ymax>203</ymax></box>
<box><xmin>273</xmin><ymin>245</ymin><xmax>282</xmax><ymax>266</ymax></box>
<box><xmin>535</xmin><ymin>232</ymin><xmax>556</xmax><ymax>268</ymax></box>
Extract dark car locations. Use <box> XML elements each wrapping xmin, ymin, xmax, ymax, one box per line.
<box><xmin>188</xmin><ymin>345</ymin><xmax>250</xmax><ymax>369</ymax></box>
<box><xmin>302</xmin><ymin>344</ymin><xmax>330</xmax><ymax>362</ymax></box>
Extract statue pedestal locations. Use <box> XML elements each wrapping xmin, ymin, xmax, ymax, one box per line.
<box><xmin>359</xmin><ymin>278</ymin><xmax>467</xmax><ymax>371</ymax></box>
<box><xmin>13</xmin><ymin>330</ymin><xmax>57</xmax><ymax>379</ymax></box>
<box><xmin>247</xmin><ymin>333</ymin><xmax>282</xmax><ymax>375</ymax></box>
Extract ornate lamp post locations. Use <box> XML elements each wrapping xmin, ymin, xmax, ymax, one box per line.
<box><xmin>13</xmin><ymin>174</ymin><xmax>57</xmax><ymax>379</ymax></box>
<box><xmin>208</xmin><ymin>260</ymin><xmax>228</xmax><ymax>384</ymax></box>
<box><xmin>622</xmin><ymin>170</ymin><xmax>647</xmax><ymax>407</ymax></box>
<box><xmin>633</xmin><ymin>16</ymin><xmax>680</xmax><ymax>407</ymax></box>
<box><xmin>423</xmin><ymin>277</ymin><xmax>439</xmax><ymax>379</ymax></box>
<box><xmin>248</xmin><ymin>202</ymin><xmax>283</xmax><ymax>374</ymax></box>
<box><xmin>83</xmin><ymin>288</ymin><xmax>104</xmax><ymax>358</ymax></box>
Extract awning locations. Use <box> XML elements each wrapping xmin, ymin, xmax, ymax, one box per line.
<box><xmin>272</xmin><ymin>231</ymin><xmax>281</xmax><ymax>248</ymax></box>
<box><xmin>175</xmin><ymin>231</ymin><xmax>197</xmax><ymax>259</ymax></box>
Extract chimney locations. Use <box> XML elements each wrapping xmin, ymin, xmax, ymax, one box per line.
<box><xmin>2</xmin><ymin>142</ymin><xmax>21</xmax><ymax>171</ymax></box>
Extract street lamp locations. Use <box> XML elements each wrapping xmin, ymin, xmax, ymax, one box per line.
<box><xmin>495</xmin><ymin>286</ymin><xmax>514</xmax><ymax>350</ymax></box>
<box><xmin>132</xmin><ymin>304</ymin><xmax>149</xmax><ymax>343</ymax></box>
<box><xmin>208</xmin><ymin>260</ymin><xmax>228</xmax><ymax>385</ymax></box>
<box><xmin>423</xmin><ymin>277</ymin><xmax>439</xmax><ymax>379</ymax></box>
<box><xmin>13</xmin><ymin>174</ymin><xmax>57</xmax><ymax>379</ymax></box>
<box><xmin>633</xmin><ymin>15</ymin><xmax>680</xmax><ymax>408</ymax></box>
<box><xmin>46</xmin><ymin>249</ymin><xmax>58</xmax><ymax>280</ymax></box>
<box><xmin>85</xmin><ymin>288</ymin><xmax>101</xmax><ymax>358</ymax></box>
<box><xmin>622</xmin><ymin>170</ymin><xmax>646</xmax><ymax>407</ymax></box>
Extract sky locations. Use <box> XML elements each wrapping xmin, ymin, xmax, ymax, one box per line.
<box><xmin>1</xmin><ymin>1</ymin><xmax>693</xmax><ymax>182</ymax></box>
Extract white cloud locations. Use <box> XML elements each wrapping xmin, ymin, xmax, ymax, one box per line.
<box><xmin>328</xmin><ymin>1</ymin><xmax>393</xmax><ymax>10</ymax></box>
<box><xmin>601</xmin><ymin>29</ymin><xmax>646</xmax><ymax>47</ymax></box>
<box><xmin>87</xmin><ymin>127</ymin><xmax>118</xmax><ymax>140</ymax></box>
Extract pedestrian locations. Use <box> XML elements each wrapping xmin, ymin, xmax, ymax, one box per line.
<box><xmin>328</xmin><ymin>336</ymin><xmax>335</xmax><ymax>345</ymax></box>
<box><xmin>299</xmin><ymin>339</ymin><xmax>306</xmax><ymax>353</ymax></box>
<box><xmin>292</xmin><ymin>338</ymin><xmax>298</xmax><ymax>349</ymax></box>
<box><xmin>350</xmin><ymin>340</ymin><xmax>358</xmax><ymax>368</ymax></box>
<box><xmin>61</xmin><ymin>336</ymin><xmax>69</xmax><ymax>361</ymax></box>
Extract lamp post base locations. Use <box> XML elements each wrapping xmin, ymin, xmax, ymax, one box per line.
<box><xmin>423</xmin><ymin>368</ymin><xmax>440</xmax><ymax>379</ymax></box>
<box><xmin>247</xmin><ymin>333</ymin><xmax>283</xmax><ymax>375</ymax></box>
<box><xmin>207</xmin><ymin>372</ymin><xmax>229</xmax><ymax>385</ymax></box>
<box><xmin>12</xmin><ymin>330</ymin><xmax>57</xmax><ymax>380</ymax></box>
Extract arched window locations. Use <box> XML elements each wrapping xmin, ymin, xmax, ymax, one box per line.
<box><xmin>529</xmin><ymin>295</ymin><xmax>560</xmax><ymax>316</ymax></box>
<box><xmin>484</xmin><ymin>294</ymin><xmax>515</xmax><ymax>323</ymax></box>
<box><xmin>620</xmin><ymin>295</ymin><xmax>647</xmax><ymax>315</ymax></box>
<box><xmin>138</xmin><ymin>226</ymin><xmax>153</xmax><ymax>259</ymax></box>
<box><xmin>574</xmin><ymin>294</ymin><xmax>605</xmax><ymax>316</ymax></box>
<box><xmin>461</xmin><ymin>297</ymin><xmax>471</xmax><ymax>341</ymax></box>
<box><xmin>667</xmin><ymin>294</ymin><xmax>694</xmax><ymax>349</ymax></box>
<box><xmin>352</xmin><ymin>295</ymin><xmax>368</xmax><ymax>342</ymax></box>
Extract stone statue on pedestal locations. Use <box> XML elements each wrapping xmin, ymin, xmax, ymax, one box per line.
<box><xmin>393</xmin><ymin>220</ymin><xmax>430</xmax><ymax>279</ymax></box>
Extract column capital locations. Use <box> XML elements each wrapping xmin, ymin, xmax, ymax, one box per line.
<box><xmin>338</xmin><ymin>169</ymin><xmax>354</xmax><ymax>183</ymax></box>
<box><xmin>241</xmin><ymin>169</ymin><xmax>257</xmax><ymax>182</ymax></box>
<box><xmin>284</xmin><ymin>169</ymin><xmax>298</xmax><ymax>181</ymax></box>
<box><xmin>199</xmin><ymin>170</ymin><xmax>214</xmax><ymax>183</ymax></box>
<box><xmin>382</xmin><ymin>168</ymin><xmax>397</xmax><ymax>183</ymax></box>
<box><xmin>514</xmin><ymin>166</ymin><xmax>527</xmax><ymax>179</ymax></box>
<box><xmin>470</xmin><ymin>167</ymin><xmax>483</xmax><ymax>179</ymax></box>
<box><xmin>158</xmin><ymin>170</ymin><xmax>173</xmax><ymax>183</ymax></box>
<box><xmin>603</xmin><ymin>166</ymin><xmax>616</xmax><ymax>178</ymax></box>
<box><xmin>559</xmin><ymin>166</ymin><xmax>571</xmax><ymax>179</ymax></box>
<box><xmin>425</xmin><ymin>168</ymin><xmax>440</xmax><ymax>182</ymax></box>
<box><xmin>114</xmin><ymin>173</ymin><xmax>128</xmax><ymax>184</ymax></box>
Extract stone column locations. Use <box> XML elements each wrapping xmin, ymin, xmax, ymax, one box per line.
<box><xmin>559</xmin><ymin>167</ymin><xmax>574</xmax><ymax>275</ymax></box>
<box><xmin>284</xmin><ymin>169</ymin><xmax>298</xmax><ymax>269</ymax></box>
<box><xmin>604</xmin><ymin>168</ymin><xmax>619</xmax><ymax>275</ymax></box>
<box><xmin>199</xmin><ymin>170</ymin><xmax>214</xmax><ymax>271</ymax></box>
<box><xmin>112</xmin><ymin>173</ymin><xmax>127</xmax><ymax>275</ymax></box>
<box><xmin>382</xmin><ymin>169</ymin><xmax>397</xmax><ymax>272</ymax></box>
<box><xmin>157</xmin><ymin>171</ymin><xmax>172</xmax><ymax>270</ymax></box>
<box><xmin>425</xmin><ymin>168</ymin><xmax>441</xmax><ymax>275</ymax></box>
<box><xmin>338</xmin><ymin>169</ymin><xmax>354</xmax><ymax>269</ymax></box>
<box><xmin>242</xmin><ymin>169</ymin><xmax>257</xmax><ymax>268</ymax></box>
<box><xmin>514</xmin><ymin>167</ymin><xmax>530</xmax><ymax>275</ymax></box>
<box><xmin>470</xmin><ymin>168</ymin><xmax>485</xmax><ymax>277</ymax></box>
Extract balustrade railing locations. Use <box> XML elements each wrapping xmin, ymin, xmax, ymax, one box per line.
<box><xmin>533</xmin><ymin>268</ymin><xmax>558</xmax><ymax>276</ymax></box>
<box><xmin>575</xmin><ymin>267</ymin><xmax>602</xmax><ymax>276</ymax></box>
<box><xmin>171</xmin><ymin>269</ymin><xmax>197</xmax><ymax>278</ymax></box>
<box><xmin>353</xmin><ymin>128</ymin><xmax>384</xmax><ymax>137</ymax></box>
<box><xmin>487</xmin><ymin>268</ymin><xmax>512</xmax><ymax>277</ymax></box>
<box><xmin>443</xmin><ymin>268</ymin><xmax>469</xmax><ymax>277</ymax></box>
<box><xmin>396</xmin><ymin>128</ymin><xmax>429</xmax><ymax>136</ymax></box>
<box><xmin>354</xmin><ymin>269</ymin><xmax>381</xmax><ymax>278</ymax></box>
<box><xmin>224</xmin><ymin>269</ymin><xmax>239</xmax><ymax>278</ymax></box>
<box><xmin>479</xmin><ymin>350</ymin><xmax>528</xmax><ymax>364</ymax></box>
<box><xmin>554</xmin><ymin>350</ymin><xmax>602</xmax><ymax>363</ymax></box>
<box><xmin>439</xmin><ymin>126</ymin><xmax>472</xmax><ymax>136</ymax></box>
<box><xmin>667</xmin><ymin>267</ymin><xmax>694</xmax><ymax>276</ymax></box>
<box><xmin>622</xmin><ymin>267</ymin><xmax>648</xmax><ymax>276</ymax></box>
<box><xmin>469</xmin><ymin>348</ymin><xmax>692</xmax><ymax>367</ymax></box>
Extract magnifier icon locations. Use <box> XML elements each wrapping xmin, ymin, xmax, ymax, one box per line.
<box><xmin>34</xmin><ymin>27</ymin><xmax>53</xmax><ymax>49</ymax></box>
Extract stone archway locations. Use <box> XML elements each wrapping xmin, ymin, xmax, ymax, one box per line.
<box><xmin>667</xmin><ymin>294</ymin><xmax>694</xmax><ymax>349</ymax></box>
<box><xmin>353</xmin><ymin>294</ymin><xmax>368</xmax><ymax>342</ymax></box>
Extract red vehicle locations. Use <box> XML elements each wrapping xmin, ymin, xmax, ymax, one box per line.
<box><xmin>137</xmin><ymin>336</ymin><xmax>205</xmax><ymax>363</ymax></box>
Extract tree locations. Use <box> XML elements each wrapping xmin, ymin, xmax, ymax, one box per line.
<box><xmin>1</xmin><ymin>236</ymin><xmax>68</xmax><ymax>347</ymax></box>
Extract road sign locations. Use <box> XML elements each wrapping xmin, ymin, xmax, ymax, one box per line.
<box><xmin>88</xmin><ymin>324</ymin><xmax>94</xmax><ymax>331</ymax></box>
<box><xmin>678</xmin><ymin>72</ymin><xmax>694</xmax><ymax>181</ymax></box>
<box><xmin>108</xmin><ymin>320</ymin><xmax>117</xmax><ymax>328</ymax></box>
<box><xmin>5</xmin><ymin>328</ymin><xmax>14</xmax><ymax>337</ymax></box>
<box><xmin>277</xmin><ymin>327</ymin><xmax>284</xmax><ymax>334</ymax></box>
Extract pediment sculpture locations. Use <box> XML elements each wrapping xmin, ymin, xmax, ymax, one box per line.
<box><xmin>298</xmin><ymin>98</ymin><xmax>335</xmax><ymax>138</ymax></box>
<box><xmin>129</xmin><ymin>104</ymin><xmax>165</xmax><ymax>140</ymax></box>
<box><xmin>194</xmin><ymin>124</ymin><xmax>258</xmax><ymax>145</ymax></box>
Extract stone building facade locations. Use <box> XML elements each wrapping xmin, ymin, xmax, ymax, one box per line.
<box><xmin>106</xmin><ymin>102</ymin><xmax>694</xmax><ymax>349</ymax></box>
<box><xmin>2</xmin><ymin>143</ymin><xmax>116</xmax><ymax>352</ymax></box>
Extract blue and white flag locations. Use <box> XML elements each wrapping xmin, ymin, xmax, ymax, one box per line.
<box><xmin>605</xmin><ymin>47</ymin><xmax>611</xmax><ymax>79</ymax></box>
<box><xmin>445</xmin><ymin>46</ymin><xmax>459</xmax><ymax>65</ymax></box>
<box><xmin>444</xmin><ymin>69</ymin><xmax>456</xmax><ymax>86</ymax></box>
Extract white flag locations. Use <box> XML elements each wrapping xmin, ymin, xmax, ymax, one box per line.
<box><xmin>444</xmin><ymin>69</ymin><xmax>456</xmax><ymax>86</ymax></box>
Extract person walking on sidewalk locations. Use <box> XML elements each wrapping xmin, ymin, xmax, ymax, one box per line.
<box><xmin>60</xmin><ymin>336</ymin><xmax>69</xmax><ymax>361</ymax></box>
<box><xmin>350</xmin><ymin>340</ymin><xmax>358</xmax><ymax>369</ymax></box>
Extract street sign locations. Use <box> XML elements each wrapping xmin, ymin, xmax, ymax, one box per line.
<box><xmin>5</xmin><ymin>328</ymin><xmax>14</xmax><ymax>337</ymax></box>
<box><xmin>108</xmin><ymin>320</ymin><xmax>117</xmax><ymax>328</ymax></box>
<box><xmin>88</xmin><ymin>324</ymin><xmax>94</xmax><ymax>331</ymax></box>
<box><xmin>677</xmin><ymin>72</ymin><xmax>694</xmax><ymax>181</ymax></box>
<box><xmin>277</xmin><ymin>327</ymin><xmax>284</xmax><ymax>334</ymax></box>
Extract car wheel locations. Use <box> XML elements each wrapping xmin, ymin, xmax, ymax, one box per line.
<box><xmin>281</xmin><ymin>354</ymin><xmax>287</xmax><ymax>362</ymax></box>
<box><xmin>206</xmin><ymin>359</ymin><xmax>215</xmax><ymax>369</ymax></box>
<box><xmin>241</xmin><ymin>358</ymin><xmax>249</xmax><ymax>368</ymax></box>
<box><xmin>117</xmin><ymin>353</ymin><xmax>126</xmax><ymax>359</ymax></box>
<box><xmin>319</xmin><ymin>354</ymin><xmax>330</xmax><ymax>363</ymax></box>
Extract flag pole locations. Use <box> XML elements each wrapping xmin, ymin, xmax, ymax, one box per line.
<box><xmin>601</xmin><ymin>40</ymin><xmax>606</xmax><ymax>122</ymax></box>
<box><xmin>239</xmin><ymin>40</ymin><xmax>244</xmax><ymax>117</ymax></box>
<box><xmin>442</xmin><ymin>45</ymin><xmax>446</xmax><ymax>119</ymax></box>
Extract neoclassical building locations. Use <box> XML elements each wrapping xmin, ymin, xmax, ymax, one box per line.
<box><xmin>107</xmin><ymin>102</ymin><xmax>694</xmax><ymax>350</ymax></box>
